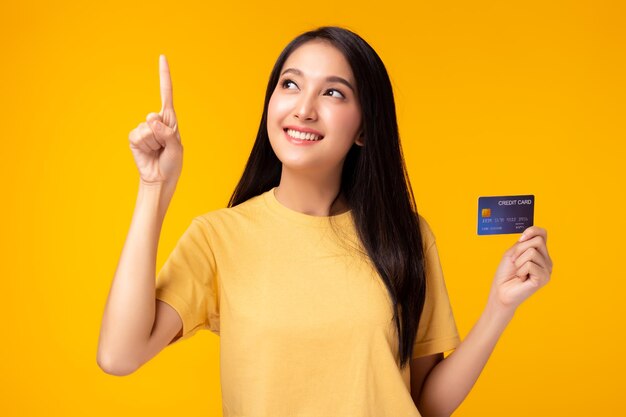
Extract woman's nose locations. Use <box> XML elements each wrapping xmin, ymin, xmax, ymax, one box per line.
<box><xmin>294</xmin><ymin>92</ymin><xmax>318</xmax><ymax>120</ymax></box>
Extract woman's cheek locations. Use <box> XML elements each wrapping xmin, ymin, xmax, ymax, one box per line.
<box><xmin>326</xmin><ymin>108</ymin><xmax>360</xmax><ymax>142</ymax></box>
<box><xmin>267</xmin><ymin>94</ymin><xmax>279</xmax><ymax>121</ymax></box>
<box><xmin>269</xmin><ymin>93</ymin><xmax>296</xmax><ymax>117</ymax></box>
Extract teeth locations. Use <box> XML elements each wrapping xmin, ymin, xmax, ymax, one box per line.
<box><xmin>286</xmin><ymin>128</ymin><xmax>323</xmax><ymax>141</ymax></box>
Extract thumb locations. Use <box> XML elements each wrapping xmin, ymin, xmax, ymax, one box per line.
<box><xmin>149</xmin><ymin>118</ymin><xmax>178</xmax><ymax>147</ymax></box>
<box><xmin>146</xmin><ymin>112</ymin><xmax>161</xmax><ymax>124</ymax></box>
<box><xmin>145</xmin><ymin>112</ymin><xmax>166</xmax><ymax>146</ymax></box>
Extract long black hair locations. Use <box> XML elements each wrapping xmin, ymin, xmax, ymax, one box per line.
<box><xmin>227</xmin><ymin>26</ymin><xmax>426</xmax><ymax>369</ymax></box>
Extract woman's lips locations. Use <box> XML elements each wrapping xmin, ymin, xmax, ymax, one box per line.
<box><xmin>283</xmin><ymin>128</ymin><xmax>324</xmax><ymax>145</ymax></box>
<box><xmin>283</xmin><ymin>125</ymin><xmax>324</xmax><ymax>136</ymax></box>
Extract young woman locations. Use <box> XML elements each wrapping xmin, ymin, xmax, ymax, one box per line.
<box><xmin>98</xmin><ymin>26</ymin><xmax>553</xmax><ymax>417</ymax></box>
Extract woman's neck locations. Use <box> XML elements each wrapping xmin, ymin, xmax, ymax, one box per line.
<box><xmin>274</xmin><ymin>170</ymin><xmax>349</xmax><ymax>216</ymax></box>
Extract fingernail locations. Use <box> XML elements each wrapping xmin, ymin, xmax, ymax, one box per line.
<box><xmin>518</xmin><ymin>233</ymin><xmax>526</xmax><ymax>241</ymax></box>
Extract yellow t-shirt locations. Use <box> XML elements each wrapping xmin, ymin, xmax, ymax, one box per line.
<box><xmin>155</xmin><ymin>187</ymin><xmax>461</xmax><ymax>417</ymax></box>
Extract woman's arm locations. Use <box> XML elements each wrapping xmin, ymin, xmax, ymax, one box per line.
<box><xmin>96</xmin><ymin>180</ymin><xmax>176</xmax><ymax>376</ymax></box>
<box><xmin>416</xmin><ymin>304</ymin><xmax>513</xmax><ymax>417</ymax></box>
<box><xmin>417</xmin><ymin>226</ymin><xmax>553</xmax><ymax>417</ymax></box>
<box><xmin>97</xmin><ymin>55</ymin><xmax>184</xmax><ymax>376</ymax></box>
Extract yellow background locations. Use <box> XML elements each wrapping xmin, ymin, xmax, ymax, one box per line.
<box><xmin>2</xmin><ymin>0</ymin><xmax>624</xmax><ymax>415</ymax></box>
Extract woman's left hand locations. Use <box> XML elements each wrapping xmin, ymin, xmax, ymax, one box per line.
<box><xmin>487</xmin><ymin>226</ymin><xmax>553</xmax><ymax>316</ymax></box>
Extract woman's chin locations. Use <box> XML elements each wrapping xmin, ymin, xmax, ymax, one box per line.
<box><xmin>277</xmin><ymin>158</ymin><xmax>326</xmax><ymax>173</ymax></box>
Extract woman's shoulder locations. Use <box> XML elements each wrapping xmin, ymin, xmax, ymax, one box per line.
<box><xmin>193</xmin><ymin>192</ymin><xmax>267</xmax><ymax>228</ymax></box>
<box><xmin>416</xmin><ymin>212</ymin><xmax>437</xmax><ymax>250</ymax></box>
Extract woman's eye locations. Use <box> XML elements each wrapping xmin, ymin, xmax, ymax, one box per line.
<box><xmin>281</xmin><ymin>79</ymin><xmax>297</xmax><ymax>89</ymax></box>
<box><xmin>325</xmin><ymin>88</ymin><xmax>345</xmax><ymax>99</ymax></box>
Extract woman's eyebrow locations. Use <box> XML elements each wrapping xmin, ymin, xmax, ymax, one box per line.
<box><xmin>280</xmin><ymin>67</ymin><xmax>355</xmax><ymax>93</ymax></box>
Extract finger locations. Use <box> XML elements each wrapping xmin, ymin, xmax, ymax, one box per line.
<box><xmin>159</xmin><ymin>54</ymin><xmax>174</xmax><ymax>113</ymax></box>
<box><xmin>138</xmin><ymin>123</ymin><xmax>163</xmax><ymax>151</ymax></box>
<box><xmin>133</xmin><ymin>140</ymin><xmax>154</xmax><ymax>154</ymax></box>
<box><xmin>129</xmin><ymin>128</ymin><xmax>152</xmax><ymax>151</ymax></box>
<box><xmin>146</xmin><ymin>112</ymin><xmax>162</xmax><ymax>124</ymax></box>
<box><xmin>513</xmin><ymin>247</ymin><xmax>549</xmax><ymax>271</ymax></box>
<box><xmin>512</xmin><ymin>235</ymin><xmax>551</xmax><ymax>266</ymax></box>
<box><xmin>514</xmin><ymin>225</ymin><xmax>551</xmax><ymax>261</ymax></box>
<box><xmin>145</xmin><ymin>113</ymin><xmax>167</xmax><ymax>147</ymax></box>
<box><xmin>161</xmin><ymin>105</ymin><xmax>178</xmax><ymax>129</ymax></box>
<box><xmin>148</xmin><ymin>120</ymin><xmax>168</xmax><ymax>147</ymax></box>
<box><xmin>515</xmin><ymin>261</ymin><xmax>549</xmax><ymax>287</ymax></box>
<box><xmin>518</xmin><ymin>226</ymin><xmax>547</xmax><ymax>243</ymax></box>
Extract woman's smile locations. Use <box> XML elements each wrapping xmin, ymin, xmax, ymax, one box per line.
<box><xmin>284</xmin><ymin>128</ymin><xmax>324</xmax><ymax>143</ymax></box>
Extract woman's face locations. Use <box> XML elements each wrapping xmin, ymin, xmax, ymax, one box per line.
<box><xmin>267</xmin><ymin>39</ymin><xmax>363</xmax><ymax>174</ymax></box>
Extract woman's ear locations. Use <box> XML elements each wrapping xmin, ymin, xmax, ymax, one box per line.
<box><xmin>355</xmin><ymin>131</ymin><xmax>365</xmax><ymax>147</ymax></box>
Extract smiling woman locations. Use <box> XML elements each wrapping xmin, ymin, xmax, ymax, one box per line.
<box><xmin>202</xmin><ymin>26</ymin><xmax>462</xmax><ymax>416</ymax></box>
<box><xmin>99</xmin><ymin>25</ymin><xmax>468</xmax><ymax>417</ymax></box>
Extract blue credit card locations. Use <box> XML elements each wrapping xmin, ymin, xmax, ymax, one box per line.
<box><xmin>477</xmin><ymin>195</ymin><xmax>534</xmax><ymax>235</ymax></box>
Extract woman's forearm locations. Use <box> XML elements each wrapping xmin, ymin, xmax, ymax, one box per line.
<box><xmin>97</xmin><ymin>180</ymin><xmax>176</xmax><ymax>375</ymax></box>
<box><xmin>417</xmin><ymin>303</ymin><xmax>515</xmax><ymax>417</ymax></box>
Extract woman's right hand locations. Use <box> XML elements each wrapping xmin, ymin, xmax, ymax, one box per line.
<box><xmin>128</xmin><ymin>54</ymin><xmax>183</xmax><ymax>186</ymax></box>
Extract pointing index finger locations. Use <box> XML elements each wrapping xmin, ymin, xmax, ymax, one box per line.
<box><xmin>159</xmin><ymin>54</ymin><xmax>174</xmax><ymax>112</ymax></box>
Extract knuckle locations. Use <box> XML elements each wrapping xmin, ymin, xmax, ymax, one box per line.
<box><xmin>129</xmin><ymin>130</ymin><xmax>141</xmax><ymax>143</ymax></box>
<box><xmin>136</xmin><ymin>131</ymin><xmax>148</xmax><ymax>142</ymax></box>
<box><xmin>140</xmin><ymin>124</ymin><xmax>154</xmax><ymax>137</ymax></box>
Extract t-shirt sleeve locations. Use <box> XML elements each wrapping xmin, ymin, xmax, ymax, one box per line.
<box><xmin>412</xmin><ymin>217</ymin><xmax>461</xmax><ymax>359</ymax></box>
<box><xmin>155</xmin><ymin>216</ymin><xmax>219</xmax><ymax>344</ymax></box>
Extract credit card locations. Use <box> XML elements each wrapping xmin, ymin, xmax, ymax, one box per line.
<box><xmin>477</xmin><ymin>195</ymin><xmax>534</xmax><ymax>235</ymax></box>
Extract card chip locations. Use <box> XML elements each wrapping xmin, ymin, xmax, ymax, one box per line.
<box><xmin>481</xmin><ymin>208</ymin><xmax>491</xmax><ymax>217</ymax></box>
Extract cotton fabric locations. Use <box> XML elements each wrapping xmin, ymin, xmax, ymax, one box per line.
<box><xmin>155</xmin><ymin>187</ymin><xmax>461</xmax><ymax>416</ymax></box>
